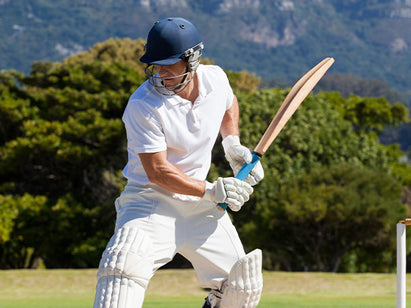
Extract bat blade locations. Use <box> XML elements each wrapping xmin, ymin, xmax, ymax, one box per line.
<box><xmin>254</xmin><ymin>57</ymin><xmax>335</xmax><ymax>155</ymax></box>
<box><xmin>218</xmin><ymin>57</ymin><xmax>334</xmax><ymax>211</ymax></box>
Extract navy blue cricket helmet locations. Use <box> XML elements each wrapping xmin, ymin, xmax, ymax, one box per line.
<box><xmin>140</xmin><ymin>17</ymin><xmax>203</xmax><ymax>66</ymax></box>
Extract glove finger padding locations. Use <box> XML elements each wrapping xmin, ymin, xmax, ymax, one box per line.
<box><xmin>225</xmin><ymin>184</ymin><xmax>250</xmax><ymax>202</ymax></box>
<box><xmin>218</xmin><ymin>177</ymin><xmax>253</xmax><ymax>212</ymax></box>
<box><xmin>203</xmin><ymin>177</ymin><xmax>253</xmax><ymax>212</ymax></box>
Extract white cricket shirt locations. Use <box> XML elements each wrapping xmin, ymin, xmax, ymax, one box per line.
<box><xmin>122</xmin><ymin>64</ymin><xmax>234</xmax><ymax>185</ymax></box>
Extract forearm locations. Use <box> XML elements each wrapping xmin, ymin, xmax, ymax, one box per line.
<box><xmin>220</xmin><ymin>95</ymin><xmax>240</xmax><ymax>138</ymax></box>
<box><xmin>151</xmin><ymin>164</ymin><xmax>206</xmax><ymax>197</ymax></box>
<box><xmin>139</xmin><ymin>152</ymin><xmax>206</xmax><ymax>197</ymax></box>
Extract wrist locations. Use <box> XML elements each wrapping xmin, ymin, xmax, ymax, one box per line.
<box><xmin>222</xmin><ymin>135</ymin><xmax>240</xmax><ymax>153</ymax></box>
<box><xmin>203</xmin><ymin>181</ymin><xmax>216</xmax><ymax>201</ymax></box>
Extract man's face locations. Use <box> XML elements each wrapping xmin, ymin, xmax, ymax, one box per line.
<box><xmin>144</xmin><ymin>59</ymin><xmax>194</xmax><ymax>95</ymax></box>
<box><xmin>157</xmin><ymin>60</ymin><xmax>188</xmax><ymax>89</ymax></box>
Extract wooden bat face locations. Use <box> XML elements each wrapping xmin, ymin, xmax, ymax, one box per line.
<box><xmin>254</xmin><ymin>57</ymin><xmax>335</xmax><ymax>156</ymax></box>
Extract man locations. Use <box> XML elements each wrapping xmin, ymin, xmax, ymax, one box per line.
<box><xmin>93</xmin><ymin>17</ymin><xmax>264</xmax><ymax>308</ymax></box>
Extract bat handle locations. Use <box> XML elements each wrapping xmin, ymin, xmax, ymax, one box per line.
<box><xmin>217</xmin><ymin>152</ymin><xmax>261</xmax><ymax>211</ymax></box>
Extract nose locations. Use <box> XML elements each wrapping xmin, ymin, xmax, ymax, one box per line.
<box><xmin>158</xmin><ymin>66</ymin><xmax>171</xmax><ymax>78</ymax></box>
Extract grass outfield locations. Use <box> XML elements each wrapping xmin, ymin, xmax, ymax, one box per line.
<box><xmin>0</xmin><ymin>268</ymin><xmax>408</xmax><ymax>307</ymax></box>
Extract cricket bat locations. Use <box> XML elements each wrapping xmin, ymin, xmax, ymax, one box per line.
<box><xmin>218</xmin><ymin>57</ymin><xmax>335</xmax><ymax>210</ymax></box>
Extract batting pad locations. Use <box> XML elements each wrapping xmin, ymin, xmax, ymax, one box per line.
<box><xmin>94</xmin><ymin>227</ymin><xmax>154</xmax><ymax>308</ymax></box>
<box><xmin>220</xmin><ymin>249</ymin><xmax>263</xmax><ymax>308</ymax></box>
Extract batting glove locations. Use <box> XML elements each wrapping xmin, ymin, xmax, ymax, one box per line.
<box><xmin>222</xmin><ymin>135</ymin><xmax>264</xmax><ymax>186</ymax></box>
<box><xmin>203</xmin><ymin>177</ymin><xmax>253</xmax><ymax>212</ymax></box>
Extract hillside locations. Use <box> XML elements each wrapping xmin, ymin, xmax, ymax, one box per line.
<box><xmin>0</xmin><ymin>0</ymin><xmax>410</xmax><ymax>97</ymax></box>
<box><xmin>0</xmin><ymin>0</ymin><xmax>410</xmax><ymax>151</ymax></box>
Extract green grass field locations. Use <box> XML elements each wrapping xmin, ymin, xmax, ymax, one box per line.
<box><xmin>0</xmin><ymin>268</ymin><xmax>408</xmax><ymax>307</ymax></box>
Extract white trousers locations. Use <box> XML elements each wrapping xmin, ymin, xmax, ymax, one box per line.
<box><xmin>93</xmin><ymin>183</ymin><xmax>246</xmax><ymax>308</ymax></box>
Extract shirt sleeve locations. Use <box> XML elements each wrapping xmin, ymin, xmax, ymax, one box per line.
<box><xmin>210</xmin><ymin>65</ymin><xmax>234</xmax><ymax>111</ymax></box>
<box><xmin>122</xmin><ymin>99</ymin><xmax>167</xmax><ymax>154</ymax></box>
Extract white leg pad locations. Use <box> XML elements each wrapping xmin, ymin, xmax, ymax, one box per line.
<box><xmin>93</xmin><ymin>227</ymin><xmax>154</xmax><ymax>308</ymax></box>
<box><xmin>220</xmin><ymin>249</ymin><xmax>263</xmax><ymax>308</ymax></box>
<box><xmin>94</xmin><ymin>275</ymin><xmax>145</xmax><ymax>308</ymax></box>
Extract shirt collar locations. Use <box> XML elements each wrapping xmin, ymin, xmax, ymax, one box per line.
<box><xmin>162</xmin><ymin>65</ymin><xmax>209</xmax><ymax>106</ymax></box>
<box><xmin>165</xmin><ymin>94</ymin><xmax>187</xmax><ymax>106</ymax></box>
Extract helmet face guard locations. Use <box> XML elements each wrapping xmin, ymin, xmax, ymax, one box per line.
<box><xmin>144</xmin><ymin>64</ymin><xmax>196</xmax><ymax>96</ymax></box>
<box><xmin>144</xmin><ymin>42</ymin><xmax>204</xmax><ymax>96</ymax></box>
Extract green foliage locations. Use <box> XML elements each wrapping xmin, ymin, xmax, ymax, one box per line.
<box><xmin>213</xmin><ymin>88</ymin><xmax>409</xmax><ymax>272</ymax></box>
<box><xmin>225</xmin><ymin>70</ymin><xmax>260</xmax><ymax>94</ymax></box>
<box><xmin>0</xmin><ymin>38</ymin><xmax>145</xmax><ymax>268</ymax></box>
<box><xmin>0</xmin><ymin>194</ymin><xmax>47</xmax><ymax>268</ymax></box>
<box><xmin>256</xmin><ymin>164</ymin><xmax>404</xmax><ymax>272</ymax></box>
<box><xmin>318</xmin><ymin>74</ymin><xmax>407</xmax><ymax>105</ymax></box>
<box><xmin>323</xmin><ymin>92</ymin><xmax>409</xmax><ymax>134</ymax></box>
<box><xmin>0</xmin><ymin>37</ymin><xmax>409</xmax><ymax>272</ymax></box>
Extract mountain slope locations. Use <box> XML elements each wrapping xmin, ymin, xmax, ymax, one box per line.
<box><xmin>0</xmin><ymin>0</ymin><xmax>410</xmax><ymax>98</ymax></box>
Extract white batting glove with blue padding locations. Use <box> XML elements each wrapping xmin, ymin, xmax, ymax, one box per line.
<box><xmin>203</xmin><ymin>177</ymin><xmax>253</xmax><ymax>212</ymax></box>
<box><xmin>222</xmin><ymin>135</ymin><xmax>264</xmax><ymax>186</ymax></box>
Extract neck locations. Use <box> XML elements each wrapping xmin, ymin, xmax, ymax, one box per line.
<box><xmin>179</xmin><ymin>73</ymin><xmax>198</xmax><ymax>104</ymax></box>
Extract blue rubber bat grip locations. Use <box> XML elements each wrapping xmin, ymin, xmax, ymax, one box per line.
<box><xmin>217</xmin><ymin>153</ymin><xmax>261</xmax><ymax>211</ymax></box>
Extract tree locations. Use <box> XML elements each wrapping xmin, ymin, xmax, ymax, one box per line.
<box><xmin>318</xmin><ymin>74</ymin><xmax>406</xmax><ymax>105</ymax></box>
<box><xmin>0</xmin><ymin>37</ymin><xmax>409</xmax><ymax>271</ymax></box>
<box><xmin>225</xmin><ymin>70</ymin><xmax>261</xmax><ymax>94</ymax></box>
<box><xmin>217</xmin><ymin>89</ymin><xmax>409</xmax><ymax>272</ymax></box>
<box><xmin>0</xmin><ymin>39</ymin><xmax>145</xmax><ymax>268</ymax></box>
<box><xmin>259</xmin><ymin>164</ymin><xmax>403</xmax><ymax>272</ymax></box>
<box><xmin>0</xmin><ymin>194</ymin><xmax>47</xmax><ymax>268</ymax></box>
